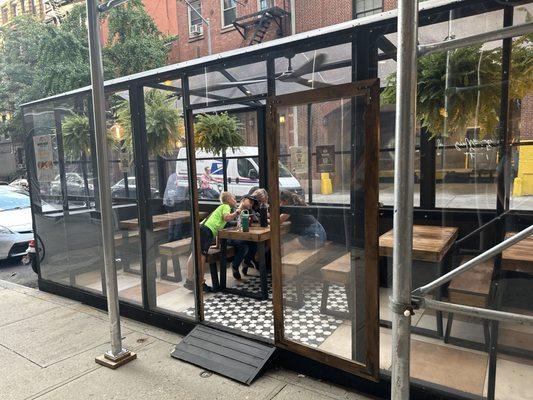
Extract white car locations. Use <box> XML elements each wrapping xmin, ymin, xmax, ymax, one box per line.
<box><xmin>9</xmin><ymin>178</ymin><xmax>29</xmax><ymax>191</ymax></box>
<box><xmin>0</xmin><ymin>186</ymin><xmax>35</xmax><ymax>260</ymax></box>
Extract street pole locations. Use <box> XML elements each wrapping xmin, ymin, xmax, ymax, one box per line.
<box><xmin>390</xmin><ymin>0</ymin><xmax>418</xmax><ymax>399</ymax></box>
<box><xmin>87</xmin><ymin>0</ymin><xmax>136</xmax><ymax>369</ymax></box>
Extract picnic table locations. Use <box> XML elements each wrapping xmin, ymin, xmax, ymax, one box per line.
<box><xmin>379</xmin><ymin>225</ymin><xmax>458</xmax><ymax>336</ymax></box>
<box><xmin>117</xmin><ymin>211</ymin><xmax>205</xmax><ymax>275</ymax></box>
<box><xmin>119</xmin><ymin>210</ymin><xmax>201</xmax><ymax>230</ymax></box>
<box><xmin>218</xmin><ymin>223</ymin><xmax>291</xmax><ymax>300</ymax></box>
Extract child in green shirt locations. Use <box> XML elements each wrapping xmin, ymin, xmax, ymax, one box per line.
<box><xmin>184</xmin><ymin>191</ymin><xmax>244</xmax><ymax>292</ymax></box>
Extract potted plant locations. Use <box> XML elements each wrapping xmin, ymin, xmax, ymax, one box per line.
<box><xmin>114</xmin><ymin>89</ymin><xmax>184</xmax><ymax>157</ymax></box>
<box><xmin>194</xmin><ymin>112</ymin><xmax>245</xmax><ymax>156</ymax></box>
<box><xmin>61</xmin><ymin>113</ymin><xmax>92</xmax><ymax>197</ymax></box>
<box><xmin>381</xmin><ymin>18</ymin><xmax>532</xmax><ymax>140</ymax></box>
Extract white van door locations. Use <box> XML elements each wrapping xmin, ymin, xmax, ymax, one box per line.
<box><xmin>227</xmin><ymin>157</ymin><xmax>260</xmax><ymax>197</ymax></box>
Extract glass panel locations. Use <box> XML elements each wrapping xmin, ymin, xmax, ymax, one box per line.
<box><xmin>509</xmin><ymin>12</ymin><xmax>533</xmax><ymax>210</ymax></box>
<box><xmin>192</xmin><ymin>110</ymin><xmax>264</xmax><ymax>200</ymax></box>
<box><xmin>142</xmin><ymin>81</ymin><xmax>196</xmax><ymax>317</ymax></box>
<box><xmin>106</xmin><ymin>90</ymin><xmax>143</xmax><ymax>305</ymax></box>
<box><xmin>25</xmin><ymin>102</ymin><xmax>69</xmax><ymax>286</ymax></box>
<box><xmin>495</xmin><ymin>11</ymin><xmax>533</xmax><ymax>395</ymax></box>
<box><xmin>189</xmin><ymin>61</ymin><xmax>267</xmax><ymax>106</ymax></box>
<box><xmin>275</xmin><ymin>43</ymin><xmax>351</xmax><ymax>96</ymax></box>
<box><xmin>25</xmin><ymin>96</ymin><xmax>104</xmax><ymax>294</ymax></box>
<box><xmin>276</xmin><ymin>97</ymin><xmax>368</xmax><ymax>364</ymax></box>
<box><xmin>378</xmin><ymin>58</ymin><xmax>421</xmax><ymax>207</ymax></box>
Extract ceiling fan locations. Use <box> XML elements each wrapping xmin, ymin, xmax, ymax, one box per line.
<box><xmin>212</xmin><ymin>53</ymin><xmax>332</xmax><ymax>91</ymax></box>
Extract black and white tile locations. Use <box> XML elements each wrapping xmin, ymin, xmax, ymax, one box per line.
<box><xmin>185</xmin><ymin>275</ymin><xmax>350</xmax><ymax>347</ymax></box>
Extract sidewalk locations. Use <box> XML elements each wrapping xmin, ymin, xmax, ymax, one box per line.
<box><xmin>0</xmin><ymin>279</ymin><xmax>373</xmax><ymax>400</ymax></box>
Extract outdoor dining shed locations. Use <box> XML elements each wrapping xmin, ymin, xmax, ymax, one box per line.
<box><xmin>21</xmin><ymin>1</ymin><xmax>533</xmax><ymax>399</ymax></box>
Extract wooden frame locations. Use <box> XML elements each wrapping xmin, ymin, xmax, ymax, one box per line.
<box><xmin>266</xmin><ymin>79</ymin><xmax>380</xmax><ymax>380</ymax></box>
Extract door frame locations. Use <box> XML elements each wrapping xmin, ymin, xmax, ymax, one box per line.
<box><xmin>265</xmin><ymin>79</ymin><xmax>380</xmax><ymax>380</ymax></box>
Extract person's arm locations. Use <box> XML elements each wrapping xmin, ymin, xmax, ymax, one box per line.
<box><xmin>223</xmin><ymin>207</ymin><xmax>241</xmax><ymax>222</ymax></box>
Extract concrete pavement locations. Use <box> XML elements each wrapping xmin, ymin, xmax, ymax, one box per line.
<box><xmin>0</xmin><ymin>279</ymin><xmax>373</xmax><ymax>400</ymax></box>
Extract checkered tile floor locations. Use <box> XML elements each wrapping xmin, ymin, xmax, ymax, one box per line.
<box><xmin>185</xmin><ymin>275</ymin><xmax>350</xmax><ymax>347</ymax></box>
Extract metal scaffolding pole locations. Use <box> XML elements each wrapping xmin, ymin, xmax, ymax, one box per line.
<box><xmin>87</xmin><ymin>0</ymin><xmax>136</xmax><ymax>368</ymax></box>
<box><xmin>390</xmin><ymin>1</ymin><xmax>418</xmax><ymax>399</ymax></box>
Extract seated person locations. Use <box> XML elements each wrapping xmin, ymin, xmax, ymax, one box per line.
<box><xmin>279</xmin><ymin>190</ymin><xmax>326</xmax><ymax>249</ymax></box>
<box><xmin>228</xmin><ymin>194</ymin><xmax>260</xmax><ymax>280</ymax></box>
<box><xmin>163</xmin><ymin>172</ymin><xmax>190</xmax><ymax>241</ymax></box>
<box><xmin>184</xmin><ymin>191</ymin><xmax>248</xmax><ymax>292</ymax></box>
<box><xmin>240</xmin><ymin>188</ymin><xmax>270</xmax><ymax>276</ymax></box>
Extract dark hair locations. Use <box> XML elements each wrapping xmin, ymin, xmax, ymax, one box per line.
<box><xmin>280</xmin><ymin>190</ymin><xmax>306</xmax><ymax>206</ymax></box>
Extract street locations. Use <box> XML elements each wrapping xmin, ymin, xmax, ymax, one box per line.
<box><xmin>0</xmin><ymin>257</ymin><xmax>38</xmax><ymax>288</ymax></box>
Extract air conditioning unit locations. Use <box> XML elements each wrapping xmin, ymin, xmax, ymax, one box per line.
<box><xmin>190</xmin><ymin>24</ymin><xmax>203</xmax><ymax>36</ymax></box>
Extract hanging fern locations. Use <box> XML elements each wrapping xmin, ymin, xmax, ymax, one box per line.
<box><xmin>61</xmin><ymin>113</ymin><xmax>91</xmax><ymax>159</ymax></box>
<box><xmin>381</xmin><ymin>17</ymin><xmax>533</xmax><ymax>139</ymax></box>
<box><xmin>194</xmin><ymin>112</ymin><xmax>245</xmax><ymax>156</ymax></box>
<box><xmin>113</xmin><ymin>89</ymin><xmax>183</xmax><ymax>156</ymax></box>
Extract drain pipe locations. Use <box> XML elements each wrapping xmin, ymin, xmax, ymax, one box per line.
<box><xmin>390</xmin><ymin>1</ymin><xmax>418</xmax><ymax>399</ymax></box>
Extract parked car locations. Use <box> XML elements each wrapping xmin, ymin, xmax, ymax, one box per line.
<box><xmin>9</xmin><ymin>178</ymin><xmax>29</xmax><ymax>191</ymax></box>
<box><xmin>50</xmin><ymin>173</ymin><xmax>94</xmax><ymax>197</ymax></box>
<box><xmin>111</xmin><ymin>176</ymin><xmax>159</xmax><ymax>199</ymax></box>
<box><xmin>0</xmin><ymin>186</ymin><xmax>35</xmax><ymax>260</ymax></box>
<box><xmin>176</xmin><ymin>146</ymin><xmax>304</xmax><ymax>197</ymax></box>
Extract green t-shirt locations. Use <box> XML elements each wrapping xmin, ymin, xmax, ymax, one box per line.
<box><xmin>203</xmin><ymin>203</ymin><xmax>231</xmax><ymax>237</ymax></box>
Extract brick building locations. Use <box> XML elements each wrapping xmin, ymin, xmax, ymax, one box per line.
<box><xmin>0</xmin><ymin>0</ymin><xmax>44</xmax><ymax>25</ymax></box>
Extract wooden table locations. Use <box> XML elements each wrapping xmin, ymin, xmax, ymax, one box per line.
<box><xmin>379</xmin><ymin>225</ymin><xmax>459</xmax><ymax>336</ymax></box>
<box><xmin>118</xmin><ymin>211</ymin><xmax>205</xmax><ymax>275</ymax></box>
<box><xmin>502</xmin><ymin>232</ymin><xmax>533</xmax><ymax>275</ymax></box>
<box><xmin>119</xmin><ymin>211</ymin><xmax>204</xmax><ymax>230</ymax></box>
<box><xmin>218</xmin><ymin>223</ymin><xmax>291</xmax><ymax>300</ymax></box>
<box><xmin>379</xmin><ymin>225</ymin><xmax>458</xmax><ymax>263</ymax></box>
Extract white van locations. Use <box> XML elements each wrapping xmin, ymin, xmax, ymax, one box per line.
<box><xmin>176</xmin><ymin>146</ymin><xmax>303</xmax><ymax>198</ymax></box>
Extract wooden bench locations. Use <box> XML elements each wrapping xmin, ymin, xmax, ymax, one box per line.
<box><xmin>158</xmin><ymin>237</ymin><xmax>235</xmax><ymax>288</ymax></box>
<box><xmin>445</xmin><ymin>257</ymin><xmax>493</xmax><ymax>348</ymax></box>
<box><xmin>320</xmin><ymin>253</ymin><xmax>353</xmax><ymax>319</ymax></box>
<box><xmin>502</xmin><ymin>232</ymin><xmax>533</xmax><ymax>275</ymax></box>
<box><xmin>159</xmin><ymin>238</ymin><xmax>191</xmax><ymax>282</ymax></box>
<box><xmin>206</xmin><ymin>246</ymin><xmax>235</xmax><ymax>290</ymax></box>
<box><xmin>281</xmin><ymin>239</ymin><xmax>331</xmax><ymax>308</ymax></box>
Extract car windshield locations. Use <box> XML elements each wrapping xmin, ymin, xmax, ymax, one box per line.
<box><xmin>278</xmin><ymin>162</ymin><xmax>292</xmax><ymax>178</ymax></box>
<box><xmin>0</xmin><ymin>189</ymin><xmax>31</xmax><ymax>211</ymax></box>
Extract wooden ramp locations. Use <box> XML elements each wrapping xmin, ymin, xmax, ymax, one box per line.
<box><xmin>171</xmin><ymin>325</ymin><xmax>276</xmax><ymax>385</ymax></box>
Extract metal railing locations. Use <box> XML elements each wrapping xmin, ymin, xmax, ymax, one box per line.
<box><xmin>412</xmin><ymin>224</ymin><xmax>533</xmax><ymax>297</ymax></box>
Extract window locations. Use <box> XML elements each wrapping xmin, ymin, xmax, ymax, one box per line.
<box><xmin>237</xmin><ymin>157</ymin><xmax>257</xmax><ymax>178</ymax></box>
<box><xmin>188</xmin><ymin>0</ymin><xmax>203</xmax><ymax>37</ymax></box>
<box><xmin>221</xmin><ymin>0</ymin><xmax>236</xmax><ymax>27</ymax></box>
<box><xmin>11</xmin><ymin>2</ymin><xmax>17</xmax><ymax>17</ymax></box>
<box><xmin>259</xmin><ymin>0</ymin><xmax>273</xmax><ymax>10</ymax></box>
<box><xmin>20</xmin><ymin>0</ymin><xmax>25</xmax><ymax>13</ymax></box>
<box><xmin>1</xmin><ymin>7</ymin><xmax>8</xmax><ymax>23</ymax></box>
<box><xmin>355</xmin><ymin>0</ymin><xmax>382</xmax><ymax>18</ymax></box>
<box><xmin>30</xmin><ymin>0</ymin><xmax>35</xmax><ymax>14</ymax></box>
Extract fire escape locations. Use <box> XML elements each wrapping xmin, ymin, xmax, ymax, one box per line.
<box><xmin>233</xmin><ymin>6</ymin><xmax>290</xmax><ymax>46</ymax></box>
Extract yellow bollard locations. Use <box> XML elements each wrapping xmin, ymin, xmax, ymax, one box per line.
<box><xmin>320</xmin><ymin>173</ymin><xmax>333</xmax><ymax>195</ymax></box>
<box><xmin>513</xmin><ymin>144</ymin><xmax>533</xmax><ymax>196</ymax></box>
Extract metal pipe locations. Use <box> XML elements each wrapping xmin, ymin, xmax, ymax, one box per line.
<box><xmin>418</xmin><ymin>297</ymin><xmax>533</xmax><ymax>326</ymax></box>
<box><xmin>418</xmin><ymin>22</ymin><xmax>533</xmax><ymax>57</ymax></box>
<box><xmin>391</xmin><ymin>1</ymin><xmax>418</xmax><ymax>399</ymax></box>
<box><xmin>413</xmin><ymin>224</ymin><xmax>533</xmax><ymax>296</ymax></box>
<box><xmin>87</xmin><ymin>0</ymin><xmax>130</xmax><ymax>361</ymax></box>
